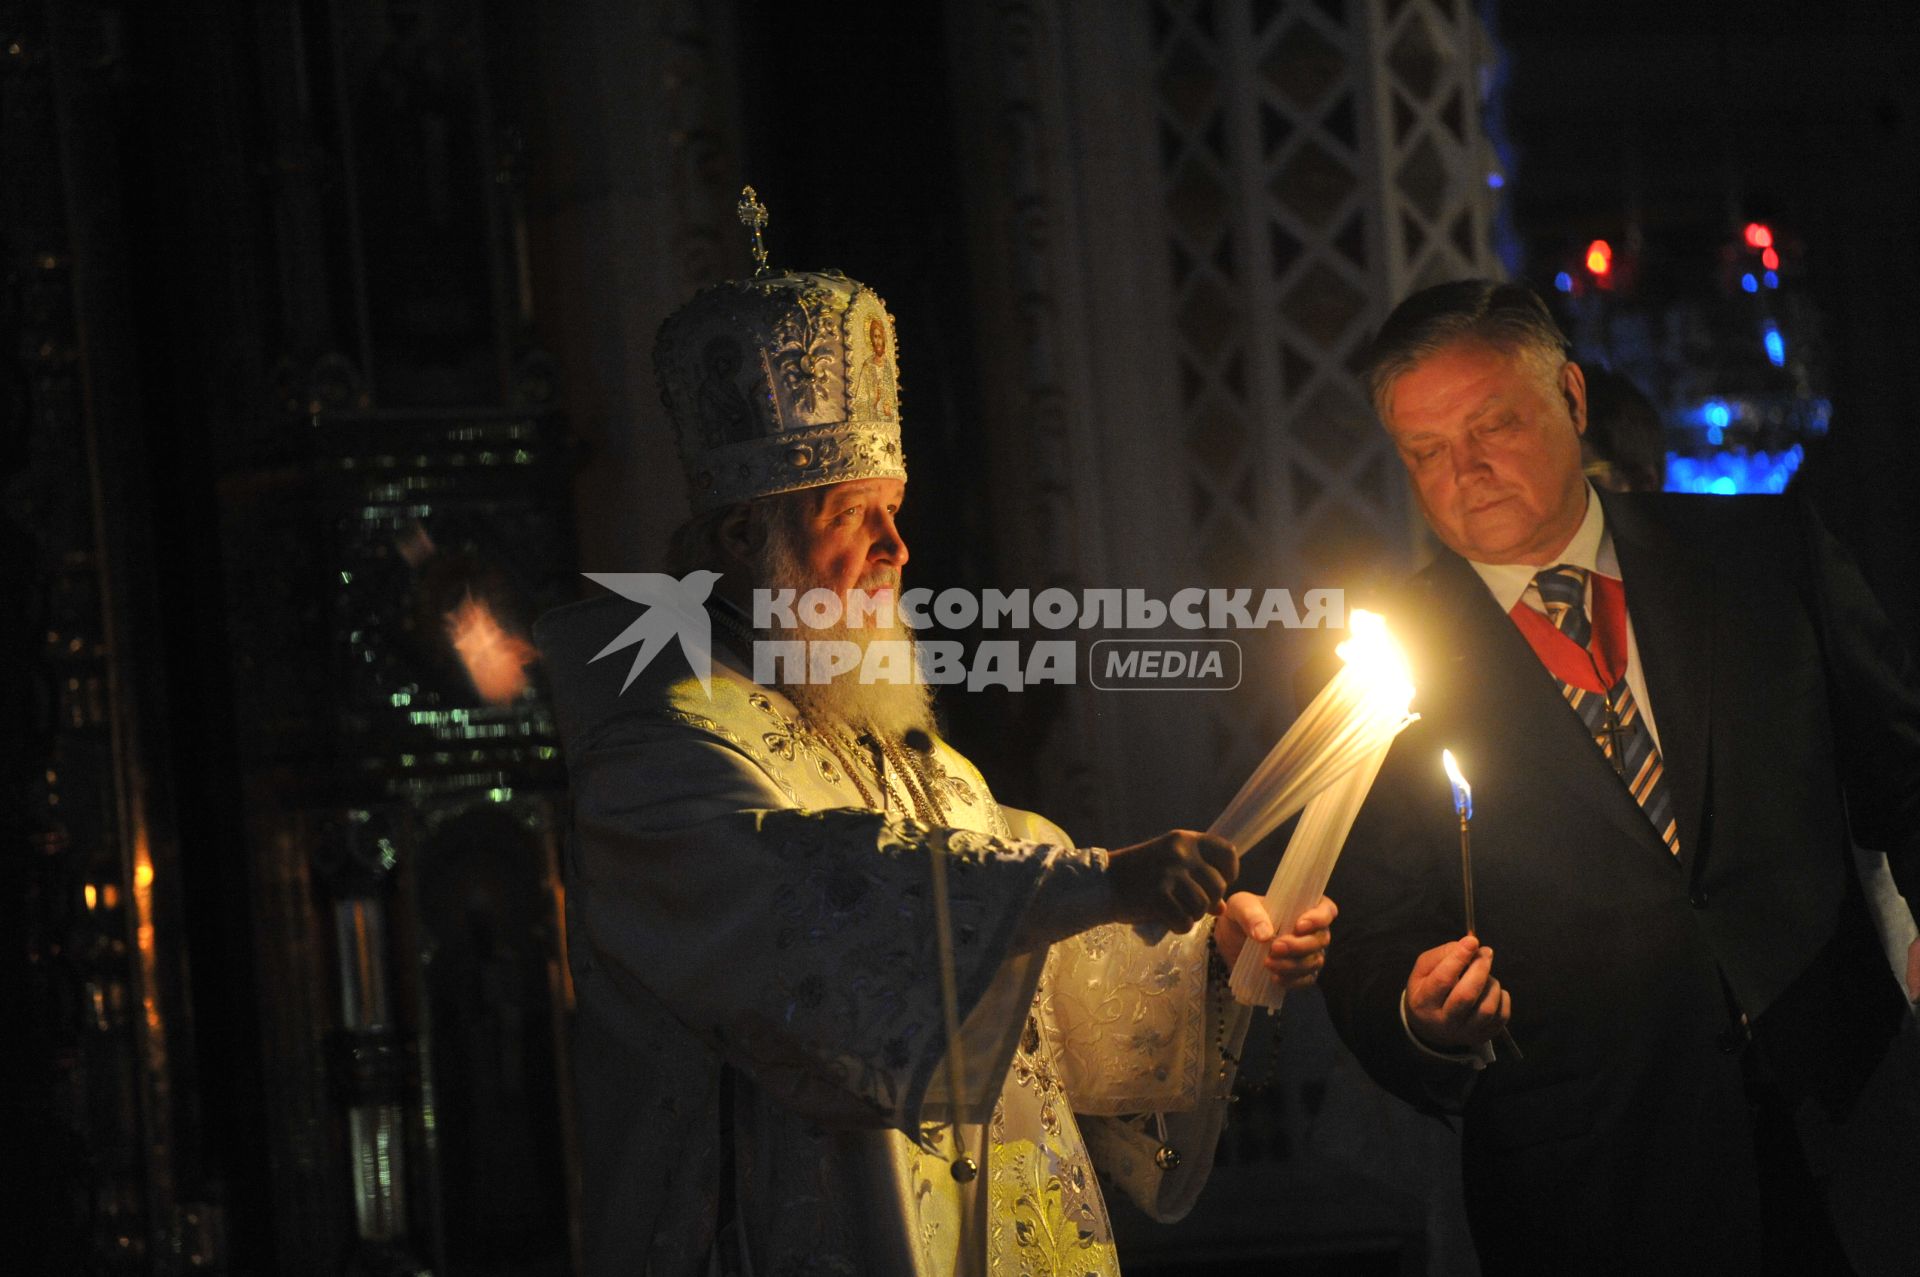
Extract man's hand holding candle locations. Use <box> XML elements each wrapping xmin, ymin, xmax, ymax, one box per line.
<box><xmin>1216</xmin><ymin>892</ymin><xmax>1339</xmax><ymax>991</ymax></box>
<box><xmin>1405</xmin><ymin>935</ymin><xmax>1513</xmax><ymax>1051</ymax></box>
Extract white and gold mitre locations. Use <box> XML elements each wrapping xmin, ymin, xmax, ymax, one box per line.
<box><xmin>652</xmin><ymin>194</ymin><xmax>906</xmax><ymax>513</ymax></box>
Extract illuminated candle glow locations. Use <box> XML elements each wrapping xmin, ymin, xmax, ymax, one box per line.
<box><xmin>1441</xmin><ymin>748</ymin><xmax>1522</xmax><ymax>1060</ymax></box>
<box><xmin>1220</xmin><ymin>609</ymin><xmax>1419</xmax><ymax>1009</ymax></box>
<box><xmin>1442</xmin><ymin>748</ymin><xmax>1472</xmax><ymax>821</ymax></box>
<box><xmin>1442</xmin><ymin>750</ymin><xmax>1476</xmax><ymax>935</ymax></box>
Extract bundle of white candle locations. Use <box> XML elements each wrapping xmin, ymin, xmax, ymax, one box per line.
<box><xmin>1220</xmin><ymin>609</ymin><xmax>1418</xmax><ymax>1009</ymax></box>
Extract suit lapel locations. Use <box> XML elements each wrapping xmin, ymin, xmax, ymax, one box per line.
<box><xmin>1418</xmin><ymin>553</ymin><xmax>1673</xmax><ymax>861</ymax></box>
<box><xmin>1602</xmin><ymin>493</ymin><xmax>1715</xmax><ymax>876</ymax></box>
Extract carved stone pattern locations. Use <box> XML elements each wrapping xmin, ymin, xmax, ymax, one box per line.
<box><xmin>1150</xmin><ymin>0</ymin><xmax>1498</xmax><ymax>789</ymax></box>
<box><xmin>1376</xmin><ymin>0</ymin><xmax>1499</xmax><ymax>293</ymax></box>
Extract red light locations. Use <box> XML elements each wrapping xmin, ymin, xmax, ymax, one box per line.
<box><xmin>1761</xmin><ymin>247</ymin><xmax>1780</xmax><ymax>270</ymax></box>
<box><xmin>1585</xmin><ymin>240</ymin><xmax>1613</xmax><ymax>275</ymax></box>
<box><xmin>1744</xmin><ymin>222</ymin><xmax>1774</xmax><ymax>249</ymax></box>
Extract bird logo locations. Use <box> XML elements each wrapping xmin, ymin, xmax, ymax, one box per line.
<box><xmin>583</xmin><ymin>570</ymin><xmax>723</xmax><ymax>697</ymax></box>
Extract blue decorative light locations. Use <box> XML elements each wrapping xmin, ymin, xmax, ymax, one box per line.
<box><xmin>1665</xmin><ymin>444</ymin><xmax>1806</xmax><ymax>495</ymax></box>
<box><xmin>1763</xmin><ymin>270</ymin><xmax>1779</xmax><ymax>289</ymax></box>
<box><xmin>1741</xmin><ymin>273</ymin><xmax>1758</xmax><ymax>293</ymax></box>
<box><xmin>1554</xmin><ymin>271</ymin><xmax>1573</xmax><ymax>293</ymax></box>
<box><xmin>1764</xmin><ymin>325</ymin><xmax>1786</xmax><ymax>367</ymax></box>
<box><xmin>1706</xmin><ymin>424</ymin><xmax>1724</xmax><ymax>445</ymax></box>
<box><xmin>1703</xmin><ymin>400</ymin><xmax>1732</xmax><ymax>429</ymax></box>
<box><xmin>1487</xmin><ymin>172</ymin><xmax>1505</xmax><ymax>189</ymax></box>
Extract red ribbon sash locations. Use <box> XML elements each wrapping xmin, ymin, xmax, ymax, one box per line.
<box><xmin>1507</xmin><ymin>573</ymin><xmax>1628</xmax><ymax>694</ymax></box>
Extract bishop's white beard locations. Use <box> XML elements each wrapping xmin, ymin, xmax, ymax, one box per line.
<box><xmin>752</xmin><ymin>523</ymin><xmax>937</xmax><ymax>743</ymax></box>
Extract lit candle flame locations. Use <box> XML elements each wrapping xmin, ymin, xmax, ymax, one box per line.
<box><xmin>1442</xmin><ymin>749</ymin><xmax>1472</xmax><ymax>821</ymax></box>
<box><xmin>1334</xmin><ymin>609</ymin><xmax>1416</xmax><ymax>719</ymax></box>
<box><xmin>1217</xmin><ymin>606</ymin><xmax>1419</xmax><ymax>1009</ymax></box>
<box><xmin>446</xmin><ymin>593</ymin><xmax>537</xmax><ymax>704</ymax></box>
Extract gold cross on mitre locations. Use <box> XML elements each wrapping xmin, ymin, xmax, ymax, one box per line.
<box><xmin>736</xmin><ymin>185</ymin><xmax>770</xmax><ymax>276</ymax></box>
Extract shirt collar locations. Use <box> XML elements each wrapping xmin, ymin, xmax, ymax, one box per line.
<box><xmin>1465</xmin><ymin>483</ymin><xmax>1618</xmax><ymax>612</ymax></box>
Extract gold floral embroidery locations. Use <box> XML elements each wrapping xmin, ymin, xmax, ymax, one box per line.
<box><xmin>748</xmin><ymin>691</ymin><xmax>844</xmax><ymax>785</ymax></box>
<box><xmin>1039</xmin><ymin>923</ymin><xmax>1220</xmax><ymax>1108</ymax></box>
<box><xmin>916</xmin><ymin>749</ymin><xmax>980</xmax><ymax>808</ymax></box>
<box><xmin>644</xmin><ymin>675</ymin><xmax>1193</xmax><ymax>1275</ymax></box>
<box><xmin>989</xmin><ymin>1137</ymin><xmax>1116</xmax><ymax>1276</ymax></box>
<box><xmin>658</xmin><ymin>706</ymin><xmax>803</xmax><ymax>805</ymax></box>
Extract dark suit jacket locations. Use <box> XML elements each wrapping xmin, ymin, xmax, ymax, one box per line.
<box><xmin>1320</xmin><ymin>492</ymin><xmax>1920</xmax><ymax>1272</ymax></box>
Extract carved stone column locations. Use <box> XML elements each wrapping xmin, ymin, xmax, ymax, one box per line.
<box><xmin>521</xmin><ymin>0</ymin><xmax>744</xmax><ymax>575</ymax></box>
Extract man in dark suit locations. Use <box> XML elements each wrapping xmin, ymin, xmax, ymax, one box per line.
<box><xmin>1318</xmin><ymin>279</ymin><xmax>1920</xmax><ymax>1274</ymax></box>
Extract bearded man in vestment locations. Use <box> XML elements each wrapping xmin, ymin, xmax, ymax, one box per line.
<box><xmin>536</xmin><ymin>253</ymin><xmax>1337</xmax><ymax>1275</ymax></box>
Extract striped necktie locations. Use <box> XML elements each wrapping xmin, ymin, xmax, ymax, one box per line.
<box><xmin>1533</xmin><ymin>565</ymin><xmax>1681</xmax><ymax>855</ymax></box>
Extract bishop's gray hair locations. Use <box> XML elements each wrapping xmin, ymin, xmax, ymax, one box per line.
<box><xmin>665</xmin><ymin>491</ymin><xmax>813</xmax><ymax>577</ymax></box>
<box><xmin>1359</xmin><ymin>279</ymin><xmax>1572</xmax><ymax>419</ymax></box>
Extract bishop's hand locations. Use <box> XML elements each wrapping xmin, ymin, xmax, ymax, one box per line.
<box><xmin>1107</xmin><ymin>831</ymin><xmax>1237</xmax><ymax>933</ymax></box>
<box><xmin>1405</xmin><ymin>935</ymin><xmax>1512</xmax><ymax>1050</ymax></box>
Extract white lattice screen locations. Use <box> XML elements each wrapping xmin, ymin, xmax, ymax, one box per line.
<box><xmin>1149</xmin><ymin>0</ymin><xmax>1500</xmax><ymax>790</ymax></box>
<box><xmin>945</xmin><ymin>5</ymin><xmax>1497</xmax><ymax>1266</ymax></box>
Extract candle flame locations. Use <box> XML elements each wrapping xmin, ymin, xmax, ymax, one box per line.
<box><xmin>1334</xmin><ymin>609</ymin><xmax>1416</xmax><ymax>718</ymax></box>
<box><xmin>1442</xmin><ymin>749</ymin><xmax>1472</xmax><ymax>820</ymax></box>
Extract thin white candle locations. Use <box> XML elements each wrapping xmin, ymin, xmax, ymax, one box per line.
<box><xmin>1208</xmin><ymin>611</ymin><xmax>1415</xmax><ymax>852</ymax></box>
<box><xmin>1221</xmin><ymin>610</ymin><xmax>1418</xmax><ymax>1008</ymax></box>
<box><xmin>1438</xmin><ymin>747</ymin><xmax>1522</xmax><ymax>1060</ymax></box>
<box><xmin>1228</xmin><ymin>736</ymin><xmax>1396</xmax><ymax>1008</ymax></box>
<box><xmin>1442</xmin><ymin>749</ymin><xmax>1476</xmax><ymax>936</ymax></box>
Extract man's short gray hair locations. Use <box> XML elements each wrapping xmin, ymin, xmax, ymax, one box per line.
<box><xmin>1360</xmin><ymin>278</ymin><xmax>1571</xmax><ymax>419</ymax></box>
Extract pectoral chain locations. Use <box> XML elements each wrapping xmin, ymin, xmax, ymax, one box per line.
<box><xmin>806</xmin><ymin>721</ymin><xmax>949</xmax><ymax>827</ymax></box>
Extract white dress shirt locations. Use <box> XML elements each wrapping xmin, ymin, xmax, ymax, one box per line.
<box><xmin>1402</xmin><ymin>485</ymin><xmax>1917</xmax><ymax>1065</ymax></box>
<box><xmin>1466</xmin><ymin>484</ymin><xmax>1660</xmax><ymax>750</ymax></box>
<box><xmin>1471</xmin><ymin>487</ymin><xmax>1912</xmax><ymax>1000</ymax></box>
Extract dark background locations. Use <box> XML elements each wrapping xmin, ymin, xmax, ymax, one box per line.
<box><xmin>1499</xmin><ymin>0</ymin><xmax>1920</xmax><ymax>626</ymax></box>
<box><xmin>7</xmin><ymin>0</ymin><xmax>1918</xmax><ymax>1272</ymax></box>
